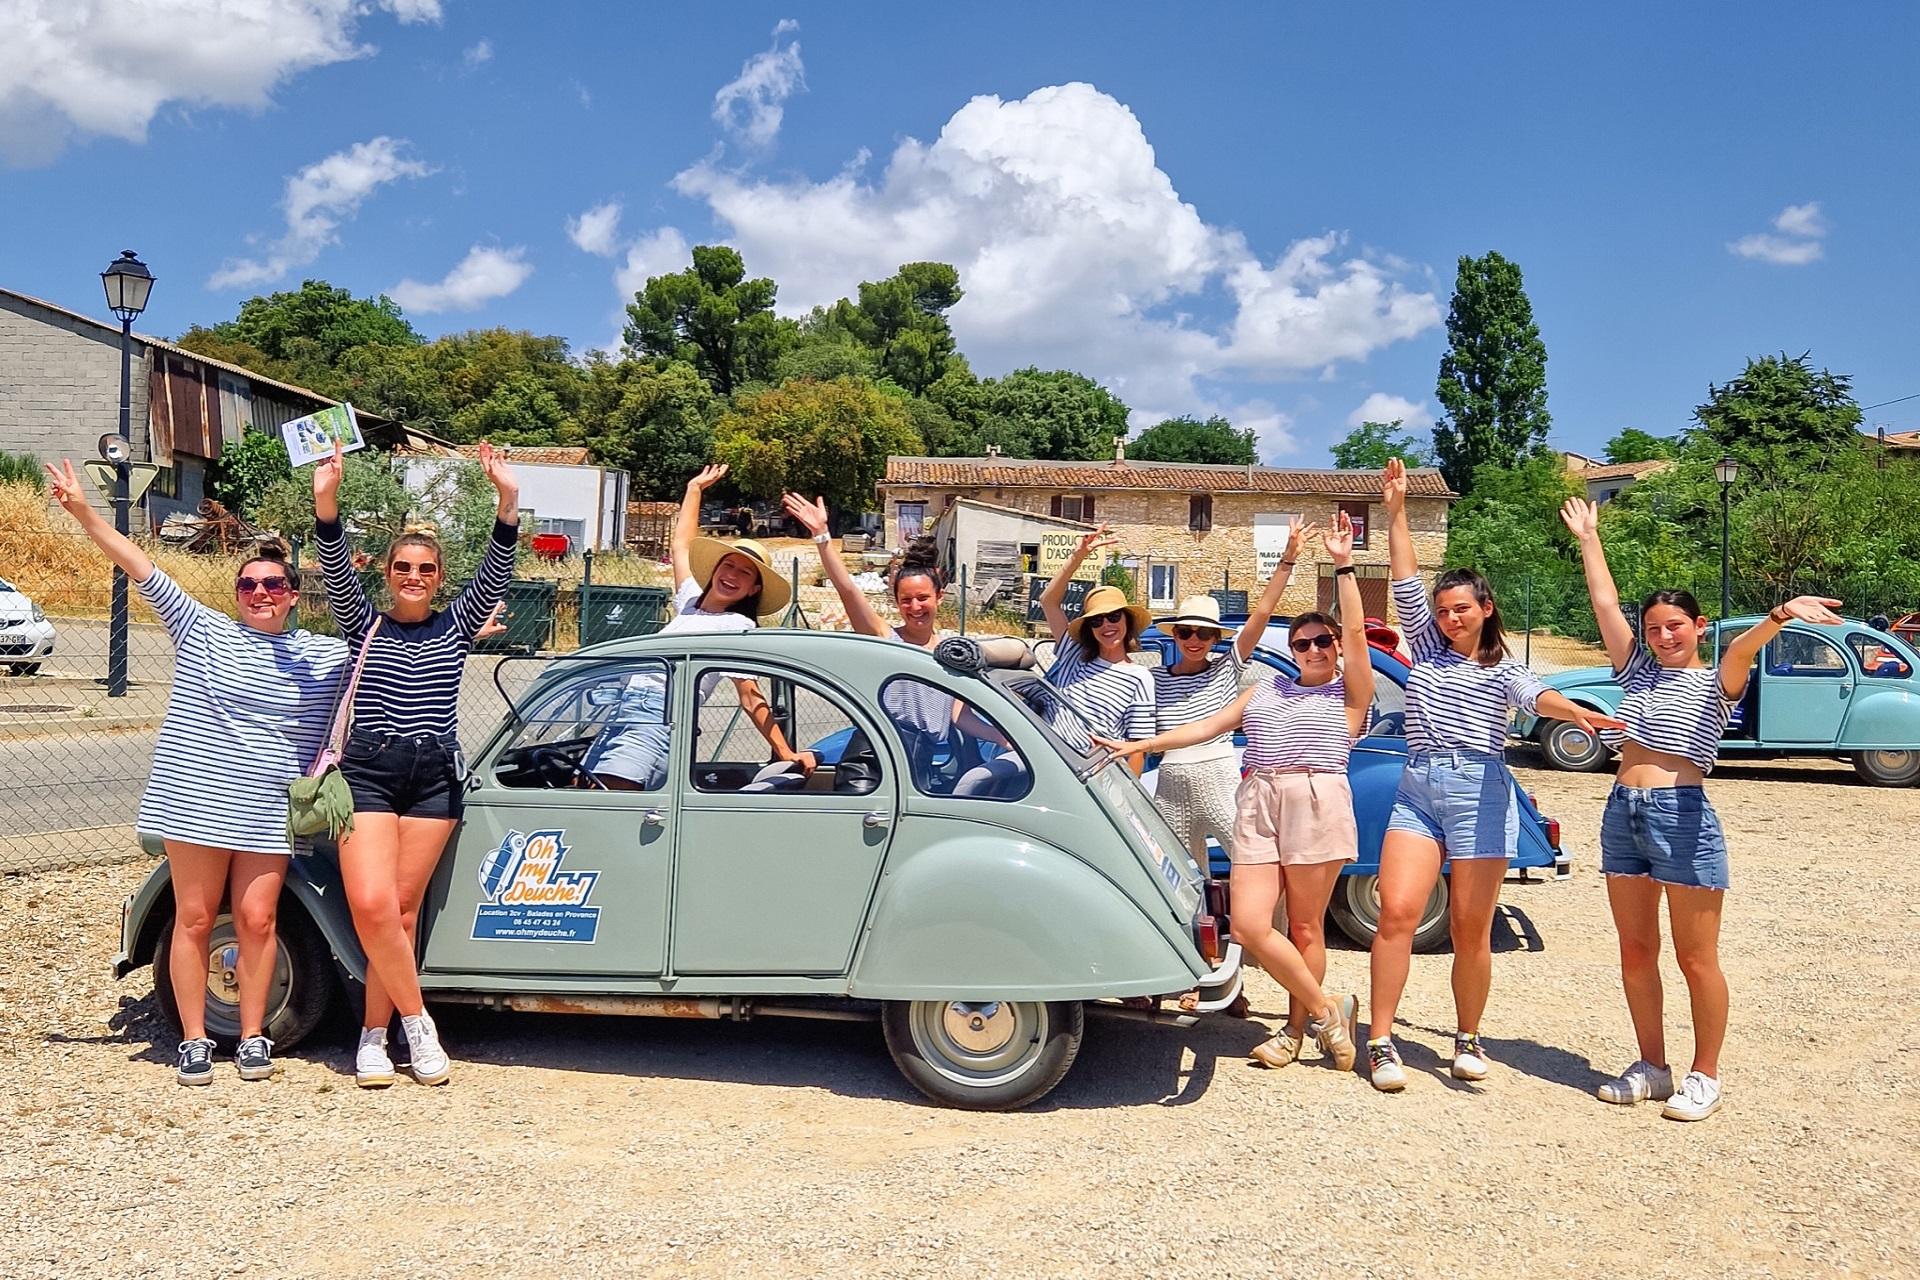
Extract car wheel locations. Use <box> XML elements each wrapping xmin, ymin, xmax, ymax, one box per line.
<box><xmin>882</xmin><ymin>999</ymin><xmax>1084</xmax><ymax>1111</ymax></box>
<box><xmin>1853</xmin><ymin>749</ymin><xmax>1920</xmax><ymax>788</ymax></box>
<box><xmin>1540</xmin><ymin>718</ymin><xmax>1611</xmax><ymax>772</ymax></box>
<box><xmin>154</xmin><ymin>905</ymin><xmax>338</xmax><ymax>1052</ymax></box>
<box><xmin>1328</xmin><ymin>873</ymin><xmax>1450</xmax><ymax>954</ymax></box>
<box><xmin>7</xmin><ymin>663</ymin><xmax>39</xmax><ymax>676</ymax></box>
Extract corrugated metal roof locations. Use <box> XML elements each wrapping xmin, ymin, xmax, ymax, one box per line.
<box><xmin>882</xmin><ymin>455</ymin><xmax>1455</xmax><ymax>497</ymax></box>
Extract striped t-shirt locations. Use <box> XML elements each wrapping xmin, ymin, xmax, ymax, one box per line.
<box><xmin>1150</xmin><ymin>648</ymin><xmax>1245</xmax><ymax>745</ymax></box>
<box><xmin>134</xmin><ymin>568</ymin><xmax>349</xmax><ymax>856</ymax></box>
<box><xmin>315</xmin><ymin>517</ymin><xmax>518</xmax><ymax>739</ymax></box>
<box><xmin>1044</xmin><ymin>642</ymin><xmax>1155</xmax><ymax>751</ymax></box>
<box><xmin>1600</xmin><ymin>646</ymin><xmax>1736</xmax><ymax>773</ymax></box>
<box><xmin>1242</xmin><ymin>673</ymin><xmax>1353</xmax><ymax>772</ymax></box>
<box><xmin>1393</xmin><ymin>576</ymin><xmax>1545</xmax><ymax>755</ymax></box>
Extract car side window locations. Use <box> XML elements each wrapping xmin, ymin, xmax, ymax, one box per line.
<box><xmin>689</xmin><ymin>669</ymin><xmax>882</xmax><ymax>796</ymax></box>
<box><xmin>1365</xmin><ymin>666</ymin><xmax>1407</xmax><ymax>738</ymax></box>
<box><xmin>1847</xmin><ymin>633</ymin><xmax>1914</xmax><ymax>679</ymax></box>
<box><xmin>878</xmin><ymin>677</ymin><xmax>1031</xmax><ymax>801</ymax></box>
<box><xmin>1766</xmin><ymin>630</ymin><xmax>1848</xmax><ymax>678</ymax></box>
<box><xmin>493</xmin><ymin>659</ymin><xmax>671</xmax><ymax>790</ymax></box>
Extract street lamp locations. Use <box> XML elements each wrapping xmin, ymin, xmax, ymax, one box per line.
<box><xmin>1714</xmin><ymin>454</ymin><xmax>1738</xmax><ymax>619</ymax></box>
<box><xmin>100</xmin><ymin>250</ymin><xmax>155</xmax><ymax>698</ymax></box>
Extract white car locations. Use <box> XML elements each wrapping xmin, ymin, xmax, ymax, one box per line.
<box><xmin>0</xmin><ymin>576</ymin><xmax>56</xmax><ymax>675</ymax></box>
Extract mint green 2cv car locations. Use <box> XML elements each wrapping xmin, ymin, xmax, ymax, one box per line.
<box><xmin>115</xmin><ymin>633</ymin><xmax>1243</xmax><ymax>1110</ymax></box>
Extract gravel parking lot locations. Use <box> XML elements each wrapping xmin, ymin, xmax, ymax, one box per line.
<box><xmin>2</xmin><ymin>755</ymin><xmax>1914</xmax><ymax>1279</ymax></box>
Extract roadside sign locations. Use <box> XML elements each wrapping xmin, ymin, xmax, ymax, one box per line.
<box><xmin>83</xmin><ymin>461</ymin><xmax>161</xmax><ymax>505</ymax></box>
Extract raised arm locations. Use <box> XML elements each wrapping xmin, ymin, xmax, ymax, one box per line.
<box><xmin>672</xmin><ymin>464</ymin><xmax>728</xmax><ymax>590</ymax></box>
<box><xmin>1094</xmin><ymin>685</ymin><xmax>1257</xmax><ymax>760</ymax></box>
<box><xmin>1559</xmin><ymin>497</ymin><xmax>1638</xmax><ymax>671</ymax></box>
<box><xmin>1718</xmin><ymin>596</ymin><xmax>1846</xmax><ymax>702</ymax></box>
<box><xmin>449</xmin><ymin>442</ymin><xmax>521</xmax><ymax>636</ymax></box>
<box><xmin>310</xmin><ymin>441</ymin><xmax>374</xmax><ymax>638</ymax></box>
<box><xmin>1382</xmin><ymin>458</ymin><xmax>1417</xmax><ymax>580</ymax></box>
<box><xmin>1323</xmin><ymin>513</ymin><xmax>1377</xmax><ymax>737</ymax></box>
<box><xmin>1040</xmin><ymin>524</ymin><xmax>1115</xmax><ymax>640</ymax></box>
<box><xmin>44</xmin><ymin>460</ymin><xmax>153</xmax><ymax>583</ymax></box>
<box><xmin>1237</xmin><ymin>516</ymin><xmax>1317</xmax><ymax>660</ymax></box>
<box><xmin>784</xmin><ymin>493</ymin><xmax>890</xmax><ymax>637</ymax></box>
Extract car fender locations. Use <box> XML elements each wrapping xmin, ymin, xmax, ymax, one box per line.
<box><xmin>850</xmin><ymin>835</ymin><xmax>1198</xmax><ymax>1002</ymax></box>
<box><xmin>1836</xmin><ymin>685</ymin><xmax>1920</xmax><ymax>749</ymax></box>
<box><xmin>114</xmin><ymin>851</ymin><xmax>369</xmax><ymax>984</ymax></box>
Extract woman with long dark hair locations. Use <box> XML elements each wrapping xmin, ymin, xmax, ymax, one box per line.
<box><xmin>1366</xmin><ymin>459</ymin><xmax>1622</xmax><ymax>1092</ymax></box>
<box><xmin>47</xmin><ymin>460</ymin><xmax>348</xmax><ymax>1085</ymax></box>
<box><xmin>1562</xmin><ymin>496</ymin><xmax>1843</xmax><ymax>1120</ymax></box>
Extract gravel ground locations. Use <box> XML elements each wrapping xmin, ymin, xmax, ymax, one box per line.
<box><xmin>2</xmin><ymin>756</ymin><xmax>1914</xmax><ymax>1279</ymax></box>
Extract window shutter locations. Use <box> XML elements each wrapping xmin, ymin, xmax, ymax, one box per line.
<box><xmin>1050</xmin><ymin>495</ymin><xmax>1063</xmax><ymax>518</ymax></box>
<box><xmin>1083</xmin><ymin>494</ymin><xmax>1095</xmax><ymax>521</ymax></box>
<box><xmin>1190</xmin><ymin>494</ymin><xmax>1212</xmax><ymax>531</ymax></box>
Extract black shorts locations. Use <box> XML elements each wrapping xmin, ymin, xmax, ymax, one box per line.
<box><xmin>341</xmin><ymin>730</ymin><xmax>464</xmax><ymax>820</ymax></box>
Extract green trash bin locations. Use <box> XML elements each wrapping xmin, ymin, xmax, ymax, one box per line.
<box><xmin>473</xmin><ymin>579</ymin><xmax>557</xmax><ymax>653</ymax></box>
<box><xmin>578</xmin><ymin>584</ymin><xmax>672</xmax><ymax>647</ymax></box>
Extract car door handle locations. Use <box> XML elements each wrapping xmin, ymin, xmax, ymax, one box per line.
<box><xmin>862</xmin><ymin>810</ymin><xmax>891</xmax><ymax>829</ymax></box>
<box><xmin>641</xmin><ymin>809</ymin><xmax>665</xmax><ymax>826</ymax></box>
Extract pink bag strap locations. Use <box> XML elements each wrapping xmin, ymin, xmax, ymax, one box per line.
<box><xmin>325</xmin><ymin>616</ymin><xmax>384</xmax><ymax>758</ymax></box>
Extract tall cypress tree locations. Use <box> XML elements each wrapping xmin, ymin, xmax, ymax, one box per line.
<box><xmin>1431</xmin><ymin>251</ymin><xmax>1551</xmax><ymax>493</ymax></box>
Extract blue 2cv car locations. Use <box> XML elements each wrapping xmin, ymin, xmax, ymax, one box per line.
<box><xmin>116</xmin><ymin>632</ymin><xmax>1247</xmax><ymax>1110</ymax></box>
<box><xmin>1516</xmin><ymin>616</ymin><xmax>1920</xmax><ymax>786</ymax></box>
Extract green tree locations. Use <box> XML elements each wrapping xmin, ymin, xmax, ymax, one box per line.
<box><xmin>1127</xmin><ymin>415</ymin><xmax>1256</xmax><ymax>465</ymax></box>
<box><xmin>207</xmin><ymin>429</ymin><xmax>291</xmax><ymax>518</ymax></box>
<box><xmin>1431</xmin><ymin>251</ymin><xmax>1551</xmax><ymax>493</ymax></box>
<box><xmin>0</xmin><ymin>450</ymin><xmax>44</xmax><ymax>489</ymax></box>
<box><xmin>582</xmin><ymin>358</ymin><xmax>718</xmax><ymax>499</ymax></box>
<box><xmin>1601</xmin><ymin>427</ymin><xmax>1676</xmax><ymax>464</ymax></box>
<box><xmin>1330</xmin><ymin>420</ymin><xmax>1432</xmax><ymax>469</ymax></box>
<box><xmin>623</xmin><ymin>245</ymin><xmax>796</xmax><ymax>396</ymax></box>
<box><xmin>713</xmin><ymin>377</ymin><xmax>923</xmax><ymax>517</ymax></box>
<box><xmin>773</xmin><ymin>332</ymin><xmax>879</xmax><ymax>384</ymax></box>
<box><xmin>967</xmin><ymin>367</ymin><xmax>1131</xmax><ymax>461</ymax></box>
<box><xmin>179</xmin><ymin>280</ymin><xmax>421</xmax><ymax>396</ymax></box>
<box><xmin>811</xmin><ymin>262</ymin><xmax>965</xmax><ymax>395</ymax></box>
<box><xmin>1444</xmin><ymin>452</ymin><xmax>1586</xmax><ymax>634</ymax></box>
<box><xmin>1691</xmin><ymin>352</ymin><xmax>1862</xmax><ymax>485</ymax></box>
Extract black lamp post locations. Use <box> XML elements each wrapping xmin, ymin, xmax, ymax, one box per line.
<box><xmin>100</xmin><ymin>250</ymin><xmax>155</xmax><ymax>698</ymax></box>
<box><xmin>1714</xmin><ymin>455</ymin><xmax>1739</xmax><ymax>619</ymax></box>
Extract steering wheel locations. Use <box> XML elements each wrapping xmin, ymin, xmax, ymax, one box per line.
<box><xmin>531</xmin><ymin>745</ymin><xmax>607</xmax><ymax>790</ymax></box>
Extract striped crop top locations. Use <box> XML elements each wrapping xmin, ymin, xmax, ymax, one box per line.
<box><xmin>1599</xmin><ymin>646</ymin><xmax>1736</xmax><ymax>773</ymax></box>
<box><xmin>1241</xmin><ymin>673</ymin><xmax>1353</xmax><ymax>772</ymax></box>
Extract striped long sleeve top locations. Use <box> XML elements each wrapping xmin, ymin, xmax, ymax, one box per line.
<box><xmin>314</xmin><ymin>517</ymin><xmax>518</xmax><ymax>739</ymax></box>
<box><xmin>1393</xmin><ymin>576</ymin><xmax>1545</xmax><ymax>756</ymax></box>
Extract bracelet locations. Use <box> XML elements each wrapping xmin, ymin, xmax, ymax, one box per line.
<box><xmin>1280</xmin><ymin>559</ymin><xmax>1296</xmax><ymax>569</ymax></box>
<box><xmin>812</xmin><ymin>532</ymin><xmax>831</xmax><ymax>545</ymax></box>
<box><xmin>1768</xmin><ymin>604</ymin><xmax>1790</xmax><ymax>624</ymax></box>
<box><xmin>1334</xmin><ymin>565</ymin><xmax>1356</xmax><ymax>577</ymax></box>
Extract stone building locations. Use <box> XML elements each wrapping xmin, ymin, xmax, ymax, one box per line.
<box><xmin>879</xmin><ymin>453</ymin><xmax>1455</xmax><ymax>624</ymax></box>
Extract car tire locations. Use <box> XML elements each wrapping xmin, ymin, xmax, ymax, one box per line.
<box><xmin>1540</xmin><ymin>718</ymin><xmax>1611</xmax><ymax>772</ymax></box>
<box><xmin>7</xmin><ymin>663</ymin><xmax>39</xmax><ymax>676</ymax></box>
<box><xmin>1328</xmin><ymin>872</ymin><xmax>1450</xmax><ymax>954</ymax></box>
<box><xmin>153</xmin><ymin>904</ymin><xmax>338</xmax><ymax>1052</ymax></box>
<box><xmin>1853</xmin><ymin>749</ymin><xmax>1920</xmax><ymax>788</ymax></box>
<box><xmin>882</xmin><ymin>998</ymin><xmax>1084</xmax><ymax>1111</ymax></box>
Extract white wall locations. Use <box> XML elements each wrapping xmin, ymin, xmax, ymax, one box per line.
<box><xmin>402</xmin><ymin>459</ymin><xmax>628</xmax><ymax>549</ymax></box>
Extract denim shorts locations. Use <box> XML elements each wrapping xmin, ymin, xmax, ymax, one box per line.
<box><xmin>1386</xmin><ymin>751</ymin><xmax>1518</xmax><ymax>860</ymax></box>
<box><xmin>341</xmin><ymin>730</ymin><xmax>464</xmax><ymax>820</ymax></box>
<box><xmin>1599</xmin><ymin>784</ymin><xmax>1730</xmax><ymax>890</ymax></box>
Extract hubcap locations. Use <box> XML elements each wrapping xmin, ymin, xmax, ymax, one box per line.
<box><xmin>1867</xmin><ymin>749</ymin><xmax>1915</xmax><ymax>772</ymax></box>
<box><xmin>192</xmin><ymin>916</ymin><xmax>293</xmax><ymax>1038</ymax></box>
<box><xmin>909</xmin><ymin>1000</ymin><xmax>1047</xmax><ymax>1088</ymax></box>
<box><xmin>942</xmin><ymin>1001</ymin><xmax>1015</xmax><ymax>1054</ymax></box>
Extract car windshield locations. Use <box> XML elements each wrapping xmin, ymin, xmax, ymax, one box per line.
<box><xmin>0</xmin><ymin>577</ymin><xmax>15</xmax><ymax>592</ymax></box>
<box><xmin>988</xmin><ymin>669</ymin><xmax>1110</xmax><ymax>764</ymax></box>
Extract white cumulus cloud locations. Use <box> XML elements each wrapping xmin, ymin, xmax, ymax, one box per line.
<box><xmin>1346</xmin><ymin>392</ymin><xmax>1433</xmax><ymax>429</ymax></box>
<box><xmin>208</xmin><ymin>137</ymin><xmax>433</xmax><ymax>289</ymax></box>
<box><xmin>462</xmin><ymin>39</ymin><xmax>492</xmax><ymax>68</ymax></box>
<box><xmin>567</xmin><ymin>201</ymin><xmax>624</xmax><ymax>256</ymax></box>
<box><xmin>0</xmin><ymin>0</ymin><xmax>446</xmax><ymax>166</ymax></box>
<box><xmin>1729</xmin><ymin>201</ymin><xmax>1827</xmax><ymax>265</ymax></box>
<box><xmin>388</xmin><ymin>245</ymin><xmax>532</xmax><ymax>314</ymax></box>
<box><xmin>614</xmin><ymin>227</ymin><xmax>692</xmax><ymax>301</ymax></box>
<box><xmin>671</xmin><ymin>81</ymin><xmax>1437</xmax><ymax>452</ymax></box>
<box><xmin>712</xmin><ymin>18</ymin><xmax>803</xmax><ymax>147</ymax></box>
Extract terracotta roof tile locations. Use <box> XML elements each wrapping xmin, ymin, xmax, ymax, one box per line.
<box><xmin>1579</xmin><ymin>459</ymin><xmax>1673</xmax><ymax>483</ymax></box>
<box><xmin>881</xmin><ymin>455</ymin><xmax>1454</xmax><ymax>497</ymax></box>
<box><xmin>449</xmin><ymin>444</ymin><xmax>592</xmax><ymax>466</ymax></box>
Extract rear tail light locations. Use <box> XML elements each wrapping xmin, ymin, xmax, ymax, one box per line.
<box><xmin>1205</xmin><ymin>879</ymin><xmax>1231</xmax><ymax>920</ymax></box>
<box><xmin>1195</xmin><ymin>914</ymin><xmax>1223</xmax><ymax>966</ymax></box>
<box><xmin>1545</xmin><ymin>816</ymin><xmax>1562</xmax><ymax>850</ymax></box>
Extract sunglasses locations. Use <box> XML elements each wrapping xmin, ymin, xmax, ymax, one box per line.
<box><xmin>389</xmin><ymin>560</ymin><xmax>441</xmax><ymax>577</ymax></box>
<box><xmin>234</xmin><ymin>575</ymin><xmax>291</xmax><ymax>598</ymax></box>
<box><xmin>1086</xmin><ymin>609</ymin><xmax>1129</xmax><ymax>628</ymax></box>
<box><xmin>1171</xmin><ymin>625</ymin><xmax>1220</xmax><ymax>641</ymax></box>
<box><xmin>1290</xmin><ymin>633</ymin><xmax>1337</xmax><ymax>653</ymax></box>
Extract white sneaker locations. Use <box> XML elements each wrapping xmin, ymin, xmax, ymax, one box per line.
<box><xmin>401</xmin><ymin>1011</ymin><xmax>451</xmax><ymax>1086</ymax></box>
<box><xmin>1597</xmin><ymin>1059</ymin><xmax>1674</xmax><ymax>1106</ymax></box>
<box><xmin>1661</xmin><ymin>1071</ymin><xmax>1722</xmax><ymax>1122</ymax></box>
<box><xmin>1451</xmin><ymin>1032</ymin><xmax>1491</xmax><ymax>1081</ymax></box>
<box><xmin>355</xmin><ymin>1027</ymin><xmax>396</xmax><ymax>1089</ymax></box>
<box><xmin>1367</xmin><ymin>1038</ymin><xmax>1406</xmax><ymax>1092</ymax></box>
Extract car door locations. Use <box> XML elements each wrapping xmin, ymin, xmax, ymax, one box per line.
<box><xmin>420</xmin><ymin>656</ymin><xmax>681</xmax><ymax>979</ymax></box>
<box><xmin>670</xmin><ymin>660</ymin><xmax>898</xmax><ymax>976</ymax></box>
<box><xmin>1757</xmin><ymin>627</ymin><xmax>1853</xmax><ymax>744</ymax></box>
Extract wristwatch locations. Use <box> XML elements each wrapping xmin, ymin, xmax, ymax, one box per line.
<box><xmin>1334</xmin><ymin>565</ymin><xmax>1356</xmax><ymax>577</ymax></box>
<box><xmin>813</xmin><ymin>532</ymin><xmax>831</xmax><ymax>545</ymax></box>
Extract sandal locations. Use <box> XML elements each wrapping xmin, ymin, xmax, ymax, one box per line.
<box><xmin>1250</xmin><ymin>1029</ymin><xmax>1305</xmax><ymax>1069</ymax></box>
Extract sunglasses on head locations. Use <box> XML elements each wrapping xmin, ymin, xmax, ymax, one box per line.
<box><xmin>1086</xmin><ymin>609</ymin><xmax>1129</xmax><ymax>628</ymax></box>
<box><xmin>1290</xmin><ymin>633</ymin><xmax>1336</xmax><ymax>653</ymax></box>
<box><xmin>390</xmin><ymin>560</ymin><xmax>441</xmax><ymax>577</ymax></box>
<box><xmin>234</xmin><ymin>575</ymin><xmax>291</xmax><ymax>598</ymax></box>
<box><xmin>1171</xmin><ymin>625</ymin><xmax>1219</xmax><ymax>641</ymax></box>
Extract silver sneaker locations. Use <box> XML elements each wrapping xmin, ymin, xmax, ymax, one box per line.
<box><xmin>1660</xmin><ymin>1071</ymin><xmax>1722</xmax><ymax>1122</ymax></box>
<box><xmin>1597</xmin><ymin>1059</ymin><xmax>1674</xmax><ymax>1106</ymax></box>
<box><xmin>355</xmin><ymin>1027</ymin><xmax>397</xmax><ymax>1089</ymax></box>
<box><xmin>401</xmin><ymin>1012</ymin><xmax>451</xmax><ymax>1086</ymax></box>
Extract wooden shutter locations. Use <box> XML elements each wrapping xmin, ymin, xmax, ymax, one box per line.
<box><xmin>1082</xmin><ymin>494</ymin><xmax>1095</xmax><ymax>521</ymax></box>
<box><xmin>1050</xmin><ymin>495</ymin><xmax>1063</xmax><ymax>517</ymax></box>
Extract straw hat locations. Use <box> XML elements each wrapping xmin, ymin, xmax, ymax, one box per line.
<box><xmin>1065</xmin><ymin>584</ymin><xmax>1151</xmax><ymax>644</ymax></box>
<box><xmin>688</xmin><ymin>536</ymin><xmax>793</xmax><ymax>616</ymax></box>
<box><xmin>1154</xmin><ymin>594</ymin><xmax>1239</xmax><ymax>636</ymax></box>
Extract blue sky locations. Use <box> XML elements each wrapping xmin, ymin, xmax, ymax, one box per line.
<box><xmin>2</xmin><ymin>2</ymin><xmax>1915</xmax><ymax>462</ymax></box>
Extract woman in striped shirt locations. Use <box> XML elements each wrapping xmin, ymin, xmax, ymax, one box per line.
<box><xmin>313</xmin><ymin>440</ymin><xmax>520</xmax><ymax>1089</ymax></box>
<box><xmin>1037</xmin><ymin>526</ymin><xmax>1155</xmax><ymax>766</ymax></box>
<box><xmin>1367</xmin><ymin>459</ymin><xmax>1623</xmax><ymax>1092</ymax></box>
<box><xmin>1097</xmin><ymin>515</ymin><xmax>1374</xmax><ymax>1072</ymax></box>
<box><xmin>1562</xmin><ymin>496</ymin><xmax>1845</xmax><ymax>1121</ymax></box>
<box><xmin>46</xmin><ymin>461</ymin><xmax>349</xmax><ymax>1086</ymax></box>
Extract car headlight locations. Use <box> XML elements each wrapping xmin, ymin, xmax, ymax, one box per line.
<box><xmin>30</xmin><ymin>603</ymin><xmax>44</xmax><ymax>622</ymax></box>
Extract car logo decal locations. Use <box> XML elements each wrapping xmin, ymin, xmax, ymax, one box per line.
<box><xmin>472</xmin><ymin>828</ymin><xmax>602</xmax><ymax>944</ymax></box>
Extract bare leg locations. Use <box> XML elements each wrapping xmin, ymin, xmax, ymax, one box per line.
<box><xmin>1666</xmin><ymin>885</ymin><xmax>1729</xmax><ymax>1078</ymax></box>
<box><xmin>225</xmin><ymin>853</ymin><xmax>289</xmax><ymax>1039</ymax></box>
<box><xmin>1228</xmin><ymin>863</ymin><xmax>1336</xmax><ymax>1018</ymax></box>
<box><xmin>339</xmin><ymin>813</ymin><xmax>428</xmax><ymax>1021</ymax></box>
<box><xmin>361</xmin><ymin>817</ymin><xmax>456</xmax><ymax>1030</ymax></box>
<box><xmin>164</xmin><ymin>841</ymin><xmax>236</xmax><ymax>1042</ymax></box>
<box><xmin>1369</xmin><ymin>832</ymin><xmax>1442</xmax><ymax>1040</ymax></box>
<box><xmin>1446</xmin><ymin>858</ymin><xmax>1509</xmax><ymax>1035</ymax></box>
<box><xmin>1607</xmin><ymin>874</ymin><xmax>1667</xmax><ymax>1066</ymax></box>
<box><xmin>1280</xmin><ymin>860</ymin><xmax>1346</xmax><ymax>1036</ymax></box>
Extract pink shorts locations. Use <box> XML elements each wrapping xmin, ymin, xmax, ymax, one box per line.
<box><xmin>1229</xmin><ymin>769</ymin><xmax>1359</xmax><ymax>867</ymax></box>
